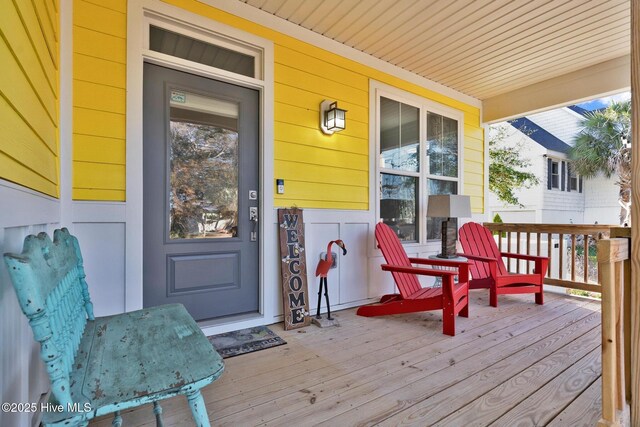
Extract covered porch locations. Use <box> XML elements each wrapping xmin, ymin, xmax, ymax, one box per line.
<box><xmin>1</xmin><ymin>0</ymin><xmax>639</xmax><ymax>426</ymax></box>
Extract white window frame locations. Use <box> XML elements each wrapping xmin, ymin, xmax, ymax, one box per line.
<box><xmin>568</xmin><ymin>164</ymin><xmax>579</xmax><ymax>191</ymax></box>
<box><xmin>372</xmin><ymin>81</ymin><xmax>464</xmax><ymax>247</ymax></box>
<box><xmin>550</xmin><ymin>160</ymin><xmax>560</xmax><ymax>189</ymax></box>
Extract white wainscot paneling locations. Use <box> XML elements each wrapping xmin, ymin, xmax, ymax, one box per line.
<box><xmin>0</xmin><ymin>181</ymin><xmax>61</xmax><ymax>427</ymax></box>
<box><xmin>72</xmin><ymin>223</ymin><xmax>126</xmax><ymax>316</ymax></box>
<box><xmin>339</xmin><ymin>223</ymin><xmax>369</xmax><ymax>304</ymax></box>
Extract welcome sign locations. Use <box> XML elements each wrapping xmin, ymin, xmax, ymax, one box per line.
<box><xmin>278</xmin><ymin>208</ymin><xmax>310</xmax><ymax>330</ymax></box>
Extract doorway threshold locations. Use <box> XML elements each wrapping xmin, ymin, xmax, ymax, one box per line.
<box><xmin>197</xmin><ymin>312</ymin><xmax>265</xmax><ymax>335</ymax></box>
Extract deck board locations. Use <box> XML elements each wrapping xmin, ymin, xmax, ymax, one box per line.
<box><xmin>90</xmin><ymin>291</ymin><xmax>602</xmax><ymax>427</ymax></box>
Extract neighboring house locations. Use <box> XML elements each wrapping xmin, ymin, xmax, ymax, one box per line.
<box><xmin>488</xmin><ymin>106</ymin><xmax>620</xmax><ymax>225</ymax></box>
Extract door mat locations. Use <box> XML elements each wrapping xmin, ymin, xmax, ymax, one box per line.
<box><xmin>208</xmin><ymin>325</ymin><xmax>287</xmax><ymax>359</ymax></box>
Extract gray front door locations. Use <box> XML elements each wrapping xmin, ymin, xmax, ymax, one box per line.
<box><xmin>143</xmin><ymin>63</ymin><xmax>259</xmax><ymax>321</ymax></box>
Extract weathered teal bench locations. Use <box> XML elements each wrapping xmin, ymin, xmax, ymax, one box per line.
<box><xmin>4</xmin><ymin>229</ymin><xmax>225</xmax><ymax>426</ymax></box>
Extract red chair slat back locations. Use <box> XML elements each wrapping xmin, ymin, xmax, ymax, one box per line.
<box><xmin>375</xmin><ymin>223</ymin><xmax>422</xmax><ymax>297</ymax></box>
<box><xmin>459</xmin><ymin>222</ymin><xmax>508</xmax><ymax>279</ymax></box>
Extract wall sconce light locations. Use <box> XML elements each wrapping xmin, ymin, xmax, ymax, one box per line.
<box><xmin>320</xmin><ymin>100</ymin><xmax>347</xmax><ymax>135</ymax></box>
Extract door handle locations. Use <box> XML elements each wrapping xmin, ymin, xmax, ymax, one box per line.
<box><xmin>249</xmin><ymin>207</ymin><xmax>258</xmax><ymax>222</ymax></box>
<box><xmin>249</xmin><ymin>207</ymin><xmax>258</xmax><ymax>242</ymax></box>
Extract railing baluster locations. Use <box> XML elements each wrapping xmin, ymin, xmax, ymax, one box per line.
<box><xmin>571</xmin><ymin>234</ymin><xmax>576</xmax><ymax>282</ymax></box>
<box><xmin>507</xmin><ymin>231</ymin><xmax>512</xmax><ymax>272</ymax></box>
<box><xmin>584</xmin><ymin>234</ymin><xmax>589</xmax><ymax>283</ymax></box>
<box><xmin>516</xmin><ymin>232</ymin><xmax>521</xmax><ymax>273</ymax></box>
<box><xmin>547</xmin><ymin>233</ymin><xmax>552</xmax><ymax>277</ymax></box>
<box><xmin>498</xmin><ymin>229</ymin><xmax>503</xmax><ymax>252</ymax></box>
<box><xmin>526</xmin><ymin>232</ymin><xmax>531</xmax><ymax>273</ymax></box>
<box><xmin>558</xmin><ymin>233</ymin><xmax>564</xmax><ymax>279</ymax></box>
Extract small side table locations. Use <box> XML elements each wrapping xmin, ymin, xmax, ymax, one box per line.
<box><xmin>427</xmin><ymin>255</ymin><xmax>468</xmax><ymax>287</ymax></box>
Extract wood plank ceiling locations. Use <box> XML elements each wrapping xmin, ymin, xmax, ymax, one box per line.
<box><xmin>238</xmin><ymin>0</ymin><xmax>631</xmax><ymax>100</ymax></box>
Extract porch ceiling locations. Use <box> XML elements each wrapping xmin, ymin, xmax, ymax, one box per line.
<box><xmin>238</xmin><ymin>0</ymin><xmax>630</xmax><ymax>103</ymax></box>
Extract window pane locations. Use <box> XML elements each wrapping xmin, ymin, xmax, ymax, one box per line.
<box><xmin>428</xmin><ymin>112</ymin><xmax>458</xmax><ymax>177</ymax></box>
<box><xmin>169</xmin><ymin>91</ymin><xmax>239</xmax><ymax>239</ymax></box>
<box><xmin>427</xmin><ymin>179</ymin><xmax>458</xmax><ymax>240</ymax></box>
<box><xmin>150</xmin><ymin>26</ymin><xmax>255</xmax><ymax>78</ymax></box>
<box><xmin>380</xmin><ymin>97</ymin><xmax>419</xmax><ymax>172</ymax></box>
<box><xmin>380</xmin><ymin>173</ymin><xmax>418</xmax><ymax>242</ymax></box>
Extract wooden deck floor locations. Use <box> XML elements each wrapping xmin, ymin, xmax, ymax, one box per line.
<box><xmin>91</xmin><ymin>291</ymin><xmax>602</xmax><ymax>426</ymax></box>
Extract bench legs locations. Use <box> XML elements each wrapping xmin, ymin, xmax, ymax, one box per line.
<box><xmin>187</xmin><ymin>390</ymin><xmax>210</xmax><ymax>427</ymax></box>
<box><xmin>153</xmin><ymin>401</ymin><xmax>164</xmax><ymax>427</ymax></box>
<box><xmin>112</xmin><ymin>411</ymin><xmax>122</xmax><ymax>427</ymax></box>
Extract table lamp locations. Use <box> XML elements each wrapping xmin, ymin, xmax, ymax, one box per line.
<box><xmin>427</xmin><ymin>194</ymin><xmax>471</xmax><ymax>258</ymax></box>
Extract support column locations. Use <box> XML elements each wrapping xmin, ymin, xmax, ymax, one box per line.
<box><xmin>630</xmin><ymin>0</ymin><xmax>639</xmax><ymax>425</ymax></box>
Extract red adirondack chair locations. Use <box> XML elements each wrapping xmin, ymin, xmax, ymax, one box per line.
<box><xmin>356</xmin><ymin>222</ymin><xmax>470</xmax><ymax>336</ymax></box>
<box><xmin>458</xmin><ymin>222</ymin><xmax>548</xmax><ymax>307</ymax></box>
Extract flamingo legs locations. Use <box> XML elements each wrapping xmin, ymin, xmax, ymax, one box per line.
<box><xmin>316</xmin><ymin>277</ymin><xmax>332</xmax><ymax>320</ymax></box>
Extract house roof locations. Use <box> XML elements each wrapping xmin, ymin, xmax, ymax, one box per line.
<box><xmin>508</xmin><ymin>117</ymin><xmax>571</xmax><ymax>154</ymax></box>
<box><xmin>567</xmin><ymin>105</ymin><xmax>590</xmax><ymax>116</ymax></box>
<box><xmin>236</xmin><ymin>0</ymin><xmax>630</xmax><ymax>101</ymax></box>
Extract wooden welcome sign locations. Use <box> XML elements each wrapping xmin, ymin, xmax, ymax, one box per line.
<box><xmin>278</xmin><ymin>208</ymin><xmax>310</xmax><ymax>330</ymax></box>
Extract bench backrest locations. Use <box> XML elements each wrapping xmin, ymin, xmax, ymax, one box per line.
<box><xmin>3</xmin><ymin>229</ymin><xmax>94</xmax><ymax>406</ymax></box>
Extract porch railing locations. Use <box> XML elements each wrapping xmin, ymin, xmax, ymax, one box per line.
<box><xmin>597</xmin><ymin>237</ymin><xmax>631</xmax><ymax>426</ymax></box>
<box><xmin>483</xmin><ymin>223</ymin><xmax>630</xmax><ymax>293</ymax></box>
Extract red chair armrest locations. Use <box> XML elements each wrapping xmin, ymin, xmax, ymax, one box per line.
<box><xmin>381</xmin><ymin>264</ymin><xmax>458</xmax><ymax>277</ymax></box>
<box><xmin>500</xmin><ymin>252</ymin><xmax>549</xmax><ymax>262</ymax></box>
<box><xmin>408</xmin><ymin>257</ymin><xmax>471</xmax><ymax>268</ymax></box>
<box><xmin>457</xmin><ymin>253</ymin><xmax>498</xmax><ymax>264</ymax></box>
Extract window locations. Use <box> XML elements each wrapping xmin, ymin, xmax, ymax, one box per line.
<box><xmin>568</xmin><ymin>165</ymin><xmax>579</xmax><ymax>191</ymax></box>
<box><xmin>550</xmin><ymin>161</ymin><xmax>559</xmax><ymax>189</ymax></box>
<box><xmin>379</xmin><ymin>97</ymin><xmax>420</xmax><ymax>242</ymax></box>
<box><xmin>377</xmin><ymin>90</ymin><xmax>461</xmax><ymax>244</ymax></box>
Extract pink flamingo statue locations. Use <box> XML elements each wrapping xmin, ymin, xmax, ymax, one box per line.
<box><xmin>315</xmin><ymin>240</ymin><xmax>347</xmax><ymax>320</ymax></box>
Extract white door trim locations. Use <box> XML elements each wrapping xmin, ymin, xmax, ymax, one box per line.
<box><xmin>127</xmin><ymin>0</ymin><xmax>276</xmax><ymax>331</ymax></box>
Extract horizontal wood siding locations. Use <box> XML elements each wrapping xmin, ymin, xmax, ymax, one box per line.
<box><xmin>72</xmin><ymin>0</ymin><xmax>126</xmax><ymax>201</ymax></box>
<box><xmin>0</xmin><ymin>0</ymin><xmax>59</xmax><ymax>197</ymax></box>
<box><xmin>69</xmin><ymin>0</ymin><xmax>483</xmax><ymax>209</ymax></box>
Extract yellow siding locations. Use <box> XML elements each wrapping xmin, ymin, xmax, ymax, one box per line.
<box><xmin>0</xmin><ymin>0</ymin><xmax>59</xmax><ymax>197</ymax></box>
<box><xmin>72</xmin><ymin>0</ymin><xmax>126</xmax><ymax>200</ymax></box>
<box><xmin>70</xmin><ymin>0</ymin><xmax>484</xmax><ymax>211</ymax></box>
<box><xmin>160</xmin><ymin>0</ymin><xmax>484</xmax><ymax>212</ymax></box>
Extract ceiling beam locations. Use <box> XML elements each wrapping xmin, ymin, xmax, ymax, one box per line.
<box><xmin>482</xmin><ymin>55</ymin><xmax>630</xmax><ymax>124</ymax></box>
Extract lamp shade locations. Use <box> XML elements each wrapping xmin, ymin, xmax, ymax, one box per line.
<box><xmin>427</xmin><ymin>195</ymin><xmax>471</xmax><ymax>218</ymax></box>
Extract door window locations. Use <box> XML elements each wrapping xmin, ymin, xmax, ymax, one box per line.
<box><xmin>169</xmin><ymin>90</ymin><xmax>239</xmax><ymax>239</ymax></box>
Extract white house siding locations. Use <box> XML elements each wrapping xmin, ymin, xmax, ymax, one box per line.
<box><xmin>584</xmin><ymin>174</ymin><xmax>622</xmax><ymax>225</ymax></box>
<box><xmin>527</xmin><ymin>108</ymin><xmax>584</xmax><ymax>144</ymax></box>
<box><xmin>487</xmin><ymin>124</ymin><xmax>545</xmax><ymax>222</ymax></box>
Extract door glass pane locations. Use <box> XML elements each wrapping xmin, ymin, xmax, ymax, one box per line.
<box><xmin>380</xmin><ymin>173</ymin><xmax>418</xmax><ymax>242</ymax></box>
<box><xmin>427</xmin><ymin>179</ymin><xmax>458</xmax><ymax>240</ymax></box>
<box><xmin>380</xmin><ymin>97</ymin><xmax>419</xmax><ymax>172</ymax></box>
<box><xmin>169</xmin><ymin>90</ymin><xmax>239</xmax><ymax>239</ymax></box>
<box><xmin>427</xmin><ymin>112</ymin><xmax>458</xmax><ymax>177</ymax></box>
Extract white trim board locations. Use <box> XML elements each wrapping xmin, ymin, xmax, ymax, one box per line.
<box><xmin>126</xmin><ymin>0</ymin><xmax>277</xmax><ymax>322</ymax></box>
<box><xmin>0</xmin><ymin>180</ymin><xmax>60</xmax><ymax>228</ymax></box>
<box><xmin>200</xmin><ymin>0</ymin><xmax>482</xmax><ymax>109</ymax></box>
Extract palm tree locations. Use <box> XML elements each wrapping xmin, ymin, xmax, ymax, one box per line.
<box><xmin>569</xmin><ymin>100</ymin><xmax>632</xmax><ymax>225</ymax></box>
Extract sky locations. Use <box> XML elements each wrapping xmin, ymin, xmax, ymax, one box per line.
<box><xmin>574</xmin><ymin>92</ymin><xmax>631</xmax><ymax>111</ymax></box>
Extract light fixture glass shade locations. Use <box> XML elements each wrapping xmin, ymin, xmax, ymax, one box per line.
<box><xmin>320</xmin><ymin>100</ymin><xmax>347</xmax><ymax>134</ymax></box>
